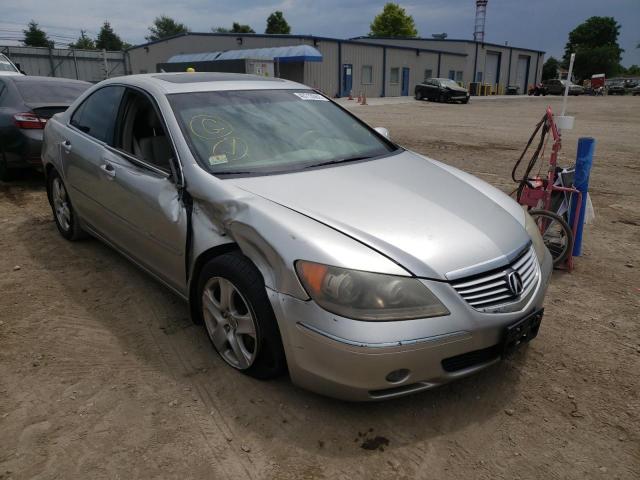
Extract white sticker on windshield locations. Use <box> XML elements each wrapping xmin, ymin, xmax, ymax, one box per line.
<box><xmin>208</xmin><ymin>154</ymin><xmax>228</xmax><ymax>165</ymax></box>
<box><xmin>294</xmin><ymin>92</ymin><xmax>329</xmax><ymax>101</ymax></box>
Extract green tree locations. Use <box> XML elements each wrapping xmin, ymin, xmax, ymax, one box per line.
<box><xmin>95</xmin><ymin>21</ymin><xmax>125</xmax><ymax>50</ymax></box>
<box><xmin>213</xmin><ymin>22</ymin><xmax>255</xmax><ymax>33</ymax></box>
<box><xmin>623</xmin><ymin>64</ymin><xmax>640</xmax><ymax>76</ymax></box>
<box><xmin>563</xmin><ymin>16</ymin><xmax>623</xmax><ymax>80</ymax></box>
<box><xmin>23</xmin><ymin>20</ymin><xmax>54</xmax><ymax>48</ymax></box>
<box><xmin>369</xmin><ymin>3</ymin><xmax>418</xmax><ymax>38</ymax></box>
<box><xmin>230</xmin><ymin>22</ymin><xmax>255</xmax><ymax>33</ymax></box>
<box><xmin>146</xmin><ymin>15</ymin><xmax>189</xmax><ymax>41</ymax></box>
<box><xmin>69</xmin><ymin>30</ymin><xmax>96</xmax><ymax>50</ymax></box>
<box><xmin>265</xmin><ymin>11</ymin><xmax>291</xmax><ymax>34</ymax></box>
<box><xmin>541</xmin><ymin>56</ymin><xmax>560</xmax><ymax>81</ymax></box>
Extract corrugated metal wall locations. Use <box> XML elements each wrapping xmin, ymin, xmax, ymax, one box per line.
<box><xmin>131</xmin><ymin>34</ymin><xmax>550</xmax><ymax>98</ymax></box>
<box><xmin>127</xmin><ymin>34</ymin><xmax>316</xmax><ymax>74</ymax></box>
<box><xmin>340</xmin><ymin>43</ymin><xmax>384</xmax><ymax>98</ymax></box>
<box><xmin>354</xmin><ymin>38</ymin><xmax>545</xmax><ymax>92</ymax></box>
<box><xmin>304</xmin><ymin>40</ymin><xmax>338</xmax><ymax>96</ymax></box>
<box><xmin>1</xmin><ymin>45</ymin><xmax>126</xmax><ymax>82</ymax></box>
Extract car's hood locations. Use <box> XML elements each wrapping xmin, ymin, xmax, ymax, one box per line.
<box><xmin>446</xmin><ymin>85</ymin><xmax>468</xmax><ymax>94</ymax></box>
<box><xmin>229</xmin><ymin>151</ymin><xmax>529</xmax><ymax>280</ymax></box>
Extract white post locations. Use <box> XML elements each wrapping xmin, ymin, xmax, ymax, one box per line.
<box><xmin>102</xmin><ymin>49</ymin><xmax>109</xmax><ymax>79</ymax></box>
<box><xmin>561</xmin><ymin>53</ymin><xmax>575</xmax><ymax>117</ymax></box>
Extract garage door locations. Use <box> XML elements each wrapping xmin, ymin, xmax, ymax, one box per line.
<box><xmin>484</xmin><ymin>52</ymin><xmax>500</xmax><ymax>86</ymax></box>
<box><xmin>516</xmin><ymin>56</ymin><xmax>530</xmax><ymax>94</ymax></box>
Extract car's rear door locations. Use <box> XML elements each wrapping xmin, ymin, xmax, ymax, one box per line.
<box><xmin>62</xmin><ymin>85</ymin><xmax>125</xmax><ymax>228</ymax></box>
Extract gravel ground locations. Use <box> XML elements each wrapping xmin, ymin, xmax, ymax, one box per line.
<box><xmin>0</xmin><ymin>95</ymin><xmax>638</xmax><ymax>479</ymax></box>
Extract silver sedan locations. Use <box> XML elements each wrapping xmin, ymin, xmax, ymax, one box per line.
<box><xmin>42</xmin><ymin>73</ymin><xmax>552</xmax><ymax>401</ymax></box>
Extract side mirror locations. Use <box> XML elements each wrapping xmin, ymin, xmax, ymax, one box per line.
<box><xmin>374</xmin><ymin>127</ymin><xmax>389</xmax><ymax>139</ymax></box>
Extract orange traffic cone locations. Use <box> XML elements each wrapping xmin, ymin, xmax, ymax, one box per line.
<box><xmin>361</xmin><ymin>93</ymin><xmax>367</xmax><ymax>105</ymax></box>
<box><xmin>357</xmin><ymin>92</ymin><xmax>362</xmax><ymax>103</ymax></box>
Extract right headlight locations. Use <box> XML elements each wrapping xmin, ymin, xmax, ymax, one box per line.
<box><xmin>295</xmin><ymin>261</ymin><xmax>450</xmax><ymax>321</ymax></box>
<box><xmin>525</xmin><ymin>211</ymin><xmax>547</xmax><ymax>263</ymax></box>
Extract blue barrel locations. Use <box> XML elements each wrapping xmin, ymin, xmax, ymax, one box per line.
<box><xmin>569</xmin><ymin>137</ymin><xmax>596</xmax><ymax>256</ymax></box>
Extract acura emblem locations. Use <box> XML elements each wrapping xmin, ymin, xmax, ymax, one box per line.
<box><xmin>506</xmin><ymin>269</ymin><xmax>524</xmax><ymax>296</ymax></box>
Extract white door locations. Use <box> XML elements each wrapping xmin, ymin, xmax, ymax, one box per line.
<box><xmin>484</xmin><ymin>52</ymin><xmax>499</xmax><ymax>86</ymax></box>
<box><xmin>516</xmin><ymin>56</ymin><xmax>530</xmax><ymax>94</ymax></box>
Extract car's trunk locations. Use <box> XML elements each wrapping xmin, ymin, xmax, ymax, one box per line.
<box><xmin>27</xmin><ymin>103</ymin><xmax>70</xmax><ymax>119</ymax></box>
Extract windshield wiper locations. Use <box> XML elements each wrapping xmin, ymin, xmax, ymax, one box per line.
<box><xmin>304</xmin><ymin>155</ymin><xmax>373</xmax><ymax>169</ymax></box>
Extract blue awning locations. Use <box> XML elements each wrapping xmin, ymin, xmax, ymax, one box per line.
<box><xmin>167</xmin><ymin>45</ymin><xmax>322</xmax><ymax>64</ymax></box>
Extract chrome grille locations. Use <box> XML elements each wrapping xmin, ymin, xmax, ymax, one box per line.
<box><xmin>451</xmin><ymin>247</ymin><xmax>539</xmax><ymax>310</ymax></box>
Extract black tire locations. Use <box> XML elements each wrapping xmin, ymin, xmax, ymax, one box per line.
<box><xmin>462</xmin><ymin>98</ymin><xmax>469</xmax><ymax>104</ymax></box>
<box><xmin>529</xmin><ymin>209</ymin><xmax>573</xmax><ymax>267</ymax></box>
<box><xmin>0</xmin><ymin>153</ymin><xmax>12</xmax><ymax>182</ymax></box>
<box><xmin>46</xmin><ymin>169</ymin><xmax>85</xmax><ymax>241</ymax></box>
<box><xmin>415</xmin><ymin>91</ymin><xmax>423</xmax><ymax>101</ymax></box>
<box><xmin>196</xmin><ymin>251</ymin><xmax>287</xmax><ymax>380</ymax></box>
<box><xmin>437</xmin><ymin>93</ymin><xmax>443</xmax><ymax>103</ymax></box>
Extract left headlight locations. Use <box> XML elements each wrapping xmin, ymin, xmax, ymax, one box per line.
<box><xmin>295</xmin><ymin>261</ymin><xmax>450</xmax><ymax>321</ymax></box>
<box><xmin>525</xmin><ymin>211</ymin><xmax>547</xmax><ymax>263</ymax></box>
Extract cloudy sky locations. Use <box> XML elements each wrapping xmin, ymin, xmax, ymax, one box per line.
<box><xmin>1</xmin><ymin>0</ymin><xmax>639</xmax><ymax>65</ymax></box>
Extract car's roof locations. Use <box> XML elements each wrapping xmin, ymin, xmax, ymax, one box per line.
<box><xmin>103</xmin><ymin>72</ymin><xmax>309</xmax><ymax>94</ymax></box>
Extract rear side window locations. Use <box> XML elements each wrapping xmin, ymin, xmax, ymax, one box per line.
<box><xmin>0</xmin><ymin>80</ymin><xmax>6</xmax><ymax>106</ymax></box>
<box><xmin>16</xmin><ymin>81</ymin><xmax>89</xmax><ymax>104</ymax></box>
<box><xmin>0</xmin><ymin>55</ymin><xmax>19</xmax><ymax>73</ymax></box>
<box><xmin>71</xmin><ymin>86</ymin><xmax>124</xmax><ymax>144</ymax></box>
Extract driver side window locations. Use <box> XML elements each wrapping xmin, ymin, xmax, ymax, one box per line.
<box><xmin>117</xmin><ymin>89</ymin><xmax>173</xmax><ymax>172</ymax></box>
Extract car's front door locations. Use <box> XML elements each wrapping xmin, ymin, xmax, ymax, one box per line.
<box><xmin>425</xmin><ymin>80</ymin><xmax>439</xmax><ymax>100</ymax></box>
<box><xmin>91</xmin><ymin>87</ymin><xmax>187</xmax><ymax>294</ymax></box>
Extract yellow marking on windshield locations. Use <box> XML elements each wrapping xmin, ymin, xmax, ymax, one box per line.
<box><xmin>189</xmin><ymin>114</ymin><xmax>233</xmax><ymax>140</ymax></box>
<box><xmin>212</xmin><ymin>136</ymin><xmax>248</xmax><ymax>162</ymax></box>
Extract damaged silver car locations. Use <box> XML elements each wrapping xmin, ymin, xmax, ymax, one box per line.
<box><xmin>42</xmin><ymin>73</ymin><xmax>552</xmax><ymax>401</ymax></box>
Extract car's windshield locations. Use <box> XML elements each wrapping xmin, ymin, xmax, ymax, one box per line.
<box><xmin>438</xmin><ymin>79</ymin><xmax>459</xmax><ymax>88</ymax></box>
<box><xmin>16</xmin><ymin>80</ymin><xmax>89</xmax><ymax>104</ymax></box>
<box><xmin>168</xmin><ymin>89</ymin><xmax>396</xmax><ymax>176</ymax></box>
<box><xmin>0</xmin><ymin>55</ymin><xmax>18</xmax><ymax>72</ymax></box>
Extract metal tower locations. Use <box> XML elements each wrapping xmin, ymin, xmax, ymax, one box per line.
<box><xmin>474</xmin><ymin>0</ymin><xmax>488</xmax><ymax>43</ymax></box>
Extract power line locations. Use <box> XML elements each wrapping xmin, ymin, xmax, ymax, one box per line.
<box><xmin>0</xmin><ymin>20</ymin><xmax>98</xmax><ymax>36</ymax></box>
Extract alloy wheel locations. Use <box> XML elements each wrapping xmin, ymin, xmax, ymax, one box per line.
<box><xmin>202</xmin><ymin>276</ymin><xmax>258</xmax><ymax>369</ymax></box>
<box><xmin>51</xmin><ymin>177</ymin><xmax>71</xmax><ymax>232</ymax></box>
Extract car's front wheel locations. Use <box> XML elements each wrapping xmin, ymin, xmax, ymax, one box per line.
<box><xmin>197</xmin><ymin>251</ymin><xmax>287</xmax><ymax>379</ymax></box>
<box><xmin>47</xmin><ymin>169</ymin><xmax>85</xmax><ymax>241</ymax></box>
<box><xmin>415</xmin><ymin>91</ymin><xmax>423</xmax><ymax>101</ymax></box>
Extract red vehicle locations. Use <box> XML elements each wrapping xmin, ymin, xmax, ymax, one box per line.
<box><xmin>590</xmin><ymin>73</ymin><xmax>605</xmax><ymax>90</ymax></box>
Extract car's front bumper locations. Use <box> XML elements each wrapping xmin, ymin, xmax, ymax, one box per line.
<box><xmin>268</xmin><ymin>249</ymin><xmax>552</xmax><ymax>401</ymax></box>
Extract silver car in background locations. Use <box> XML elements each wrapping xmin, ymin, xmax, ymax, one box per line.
<box><xmin>42</xmin><ymin>73</ymin><xmax>552</xmax><ymax>401</ymax></box>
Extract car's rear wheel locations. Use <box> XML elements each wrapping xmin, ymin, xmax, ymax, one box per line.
<box><xmin>0</xmin><ymin>153</ymin><xmax>12</xmax><ymax>182</ymax></box>
<box><xmin>47</xmin><ymin>169</ymin><xmax>84</xmax><ymax>240</ymax></box>
<box><xmin>197</xmin><ymin>251</ymin><xmax>286</xmax><ymax>379</ymax></box>
<box><xmin>415</xmin><ymin>91</ymin><xmax>423</xmax><ymax>101</ymax></box>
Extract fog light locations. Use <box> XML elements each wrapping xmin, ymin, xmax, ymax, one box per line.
<box><xmin>385</xmin><ymin>368</ymin><xmax>410</xmax><ymax>384</ymax></box>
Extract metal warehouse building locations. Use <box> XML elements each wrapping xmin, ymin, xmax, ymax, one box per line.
<box><xmin>126</xmin><ymin>33</ymin><xmax>543</xmax><ymax>97</ymax></box>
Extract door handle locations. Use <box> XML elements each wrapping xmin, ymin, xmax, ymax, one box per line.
<box><xmin>100</xmin><ymin>162</ymin><xmax>116</xmax><ymax>178</ymax></box>
<box><xmin>61</xmin><ymin>140</ymin><xmax>72</xmax><ymax>153</ymax></box>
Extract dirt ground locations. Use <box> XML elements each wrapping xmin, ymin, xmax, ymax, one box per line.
<box><xmin>1</xmin><ymin>96</ymin><xmax>638</xmax><ymax>479</ymax></box>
